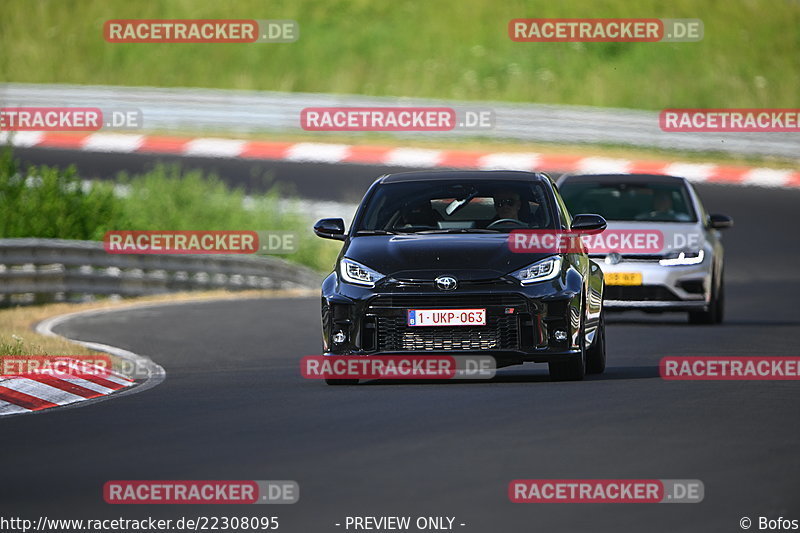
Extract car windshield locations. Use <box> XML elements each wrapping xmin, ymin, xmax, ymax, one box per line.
<box><xmin>355</xmin><ymin>180</ymin><xmax>555</xmax><ymax>233</ymax></box>
<box><xmin>559</xmin><ymin>181</ymin><xmax>697</xmax><ymax>223</ymax></box>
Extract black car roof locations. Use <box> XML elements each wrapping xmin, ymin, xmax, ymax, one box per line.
<box><xmin>559</xmin><ymin>173</ymin><xmax>689</xmax><ymax>185</ymax></box>
<box><xmin>380</xmin><ymin>170</ymin><xmax>550</xmax><ymax>183</ymax></box>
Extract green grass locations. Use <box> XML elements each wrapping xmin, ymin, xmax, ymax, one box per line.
<box><xmin>0</xmin><ymin>148</ymin><xmax>341</xmax><ymax>272</ymax></box>
<box><xmin>0</xmin><ymin>335</ymin><xmax>33</xmax><ymax>357</ymax></box>
<box><xmin>0</xmin><ymin>0</ymin><xmax>797</xmax><ymax>110</ymax></box>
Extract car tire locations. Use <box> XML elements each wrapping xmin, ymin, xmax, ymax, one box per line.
<box><xmin>689</xmin><ymin>271</ymin><xmax>724</xmax><ymax>325</ymax></box>
<box><xmin>325</xmin><ymin>378</ymin><xmax>359</xmax><ymax>386</ymax></box>
<box><xmin>586</xmin><ymin>312</ymin><xmax>606</xmax><ymax>374</ymax></box>
<box><xmin>549</xmin><ymin>311</ymin><xmax>586</xmax><ymax>381</ymax></box>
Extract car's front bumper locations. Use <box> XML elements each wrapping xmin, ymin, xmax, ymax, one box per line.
<box><xmin>594</xmin><ymin>256</ymin><xmax>711</xmax><ymax>311</ymax></box>
<box><xmin>321</xmin><ymin>273</ymin><xmax>588</xmax><ymax>366</ymax></box>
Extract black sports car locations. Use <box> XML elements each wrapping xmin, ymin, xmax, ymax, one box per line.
<box><xmin>314</xmin><ymin>170</ymin><xmax>607</xmax><ymax>384</ymax></box>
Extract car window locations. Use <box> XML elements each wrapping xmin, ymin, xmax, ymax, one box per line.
<box><xmin>559</xmin><ymin>181</ymin><xmax>697</xmax><ymax>223</ymax></box>
<box><xmin>355</xmin><ymin>180</ymin><xmax>556</xmax><ymax>232</ymax></box>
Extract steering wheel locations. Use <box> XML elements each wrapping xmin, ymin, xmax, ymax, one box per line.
<box><xmin>487</xmin><ymin>218</ymin><xmax>527</xmax><ymax>229</ymax></box>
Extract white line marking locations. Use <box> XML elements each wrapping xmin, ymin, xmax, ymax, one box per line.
<box><xmin>383</xmin><ymin>148</ymin><xmax>442</xmax><ymax>167</ymax></box>
<box><xmin>576</xmin><ymin>157</ymin><xmax>632</xmax><ymax>174</ymax></box>
<box><xmin>184</xmin><ymin>138</ymin><xmax>247</xmax><ymax>157</ymax></box>
<box><xmin>742</xmin><ymin>168</ymin><xmax>793</xmax><ymax>188</ymax></box>
<box><xmin>478</xmin><ymin>152</ymin><xmax>540</xmax><ymax>170</ymax></box>
<box><xmin>662</xmin><ymin>162</ymin><xmax>717</xmax><ymax>182</ymax></box>
<box><xmin>285</xmin><ymin>143</ymin><xmax>350</xmax><ymax>163</ymax></box>
<box><xmin>0</xmin><ymin>131</ymin><xmax>44</xmax><ymax>147</ymax></box>
<box><xmin>0</xmin><ymin>378</ymin><xmax>85</xmax><ymax>405</ymax></box>
<box><xmin>61</xmin><ymin>377</ymin><xmax>117</xmax><ymax>394</ymax></box>
<box><xmin>96</xmin><ymin>372</ymin><xmax>134</xmax><ymax>386</ymax></box>
<box><xmin>0</xmin><ymin>399</ymin><xmax>30</xmax><ymax>415</ymax></box>
<box><xmin>82</xmin><ymin>133</ymin><xmax>144</xmax><ymax>153</ymax></box>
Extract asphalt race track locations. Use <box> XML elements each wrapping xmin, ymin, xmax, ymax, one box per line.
<box><xmin>12</xmin><ymin>147</ymin><xmax>404</xmax><ymax>202</ymax></box>
<box><xmin>2</xmin><ymin>149</ymin><xmax>800</xmax><ymax>532</ymax></box>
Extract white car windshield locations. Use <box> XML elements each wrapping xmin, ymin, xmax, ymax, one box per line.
<box><xmin>560</xmin><ymin>181</ymin><xmax>697</xmax><ymax>223</ymax></box>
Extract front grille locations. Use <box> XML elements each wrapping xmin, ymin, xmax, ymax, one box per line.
<box><xmin>367</xmin><ymin>293</ymin><xmax>526</xmax><ymax>352</ymax></box>
<box><xmin>376</xmin><ymin>316</ymin><xmax>519</xmax><ymax>351</ymax></box>
<box><xmin>369</xmin><ymin>294</ymin><xmax>526</xmax><ymax>308</ymax></box>
<box><xmin>604</xmin><ymin>285</ymin><xmax>680</xmax><ymax>301</ymax></box>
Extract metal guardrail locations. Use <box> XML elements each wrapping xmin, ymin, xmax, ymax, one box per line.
<box><xmin>1</xmin><ymin>83</ymin><xmax>798</xmax><ymax>158</ymax></box>
<box><xmin>0</xmin><ymin>239</ymin><xmax>322</xmax><ymax>306</ymax></box>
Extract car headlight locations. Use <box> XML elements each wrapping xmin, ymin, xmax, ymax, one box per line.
<box><xmin>659</xmin><ymin>249</ymin><xmax>705</xmax><ymax>266</ymax></box>
<box><xmin>510</xmin><ymin>256</ymin><xmax>563</xmax><ymax>284</ymax></box>
<box><xmin>339</xmin><ymin>258</ymin><xmax>385</xmax><ymax>287</ymax></box>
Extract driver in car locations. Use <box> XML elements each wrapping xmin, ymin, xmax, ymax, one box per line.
<box><xmin>487</xmin><ymin>189</ymin><xmax>546</xmax><ymax>229</ymax></box>
<box><xmin>493</xmin><ymin>190</ymin><xmax>522</xmax><ymax>221</ymax></box>
<box><xmin>638</xmin><ymin>190</ymin><xmax>692</xmax><ymax>221</ymax></box>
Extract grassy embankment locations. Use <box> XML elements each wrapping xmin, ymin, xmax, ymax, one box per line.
<box><xmin>1</xmin><ymin>0</ymin><xmax>796</xmax><ymax>110</ymax></box>
<box><xmin>0</xmin><ymin>148</ymin><xmax>338</xmax><ymax>358</ymax></box>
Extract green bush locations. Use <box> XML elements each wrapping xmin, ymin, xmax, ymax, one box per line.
<box><xmin>0</xmin><ymin>148</ymin><xmax>340</xmax><ymax>272</ymax></box>
<box><xmin>114</xmin><ymin>164</ymin><xmax>340</xmax><ymax>271</ymax></box>
<box><xmin>0</xmin><ymin>148</ymin><xmax>120</xmax><ymax>240</ymax></box>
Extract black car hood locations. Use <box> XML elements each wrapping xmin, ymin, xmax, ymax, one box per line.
<box><xmin>343</xmin><ymin>234</ymin><xmax>552</xmax><ymax>281</ymax></box>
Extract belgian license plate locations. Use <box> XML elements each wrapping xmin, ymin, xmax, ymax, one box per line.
<box><xmin>407</xmin><ymin>309</ymin><xmax>486</xmax><ymax>326</ymax></box>
<box><xmin>605</xmin><ymin>272</ymin><xmax>643</xmax><ymax>286</ymax></box>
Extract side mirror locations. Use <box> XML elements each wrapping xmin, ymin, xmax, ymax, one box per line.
<box><xmin>314</xmin><ymin>218</ymin><xmax>346</xmax><ymax>240</ymax></box>
<box><xmin>571</xmin><ymin>214</ymin><xmax>607</xmax><ymax>233</ymax></box>
<box><xmin>709</xmin><ymin>214</ymin><xmax>733</xmax><ymax>230</ymax></box>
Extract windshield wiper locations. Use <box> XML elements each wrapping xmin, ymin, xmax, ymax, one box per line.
<box><xmin>353</xmin><ymin>229</ymin><xmax>402</xmax><ymax>235</ymax></box>
<box><xmin>415</xmin><ymin>228</ymin><xmax>502</xmax><ymax>234</ymax></box>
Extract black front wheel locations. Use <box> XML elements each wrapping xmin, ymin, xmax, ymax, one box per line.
<box><xmin>689</xmin><ymin>273</ymin><xmax>724</xmax><ymax>325</ymax></box>
<box><xmin>586</xmin><ymin>312</ymin><xmax>606</xmax><ymax>374</ymax></box>
<box><xmin>549</xmin><ymin>317</ymin><xmax>587</xmax><ymax>381</ymax></box>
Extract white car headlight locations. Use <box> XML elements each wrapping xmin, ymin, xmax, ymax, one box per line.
<box><xmin>511</xmin><ymin>256</ymin><xmax>563</xmax><ymax>284</ymax></box>
<box><xmin>659</xmin><ymin>249</ymin><xmax>705</xmax><ymax>266</ymax></box>
<box><xmin>339</xmin><ymin>258</ymin><xmax>385</xmax><ymax>287</ymax></box>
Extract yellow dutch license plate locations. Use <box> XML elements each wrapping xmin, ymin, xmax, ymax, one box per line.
<box><xmin>605</xmin><ymin>272</ymin><xmax>643</xmax><ymax>286</ymax></box>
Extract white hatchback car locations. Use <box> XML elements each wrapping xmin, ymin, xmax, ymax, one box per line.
<box><xmin>557</xmin><ymin>173</ymin><xmax>733</xmax><ymax>324</ymax></box>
